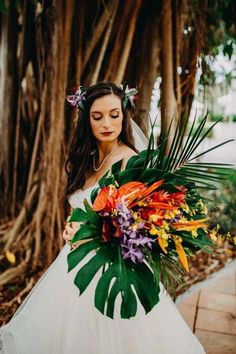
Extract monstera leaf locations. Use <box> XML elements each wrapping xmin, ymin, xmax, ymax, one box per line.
<box><xmin>67</xmin><ymin>207</ymin><xmax>160</xmax><ymax>319</ymax></box>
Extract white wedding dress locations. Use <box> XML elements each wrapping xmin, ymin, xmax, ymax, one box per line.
<box><xmin>0</xmin><ymin>185</ymin><xmax>206</xmax><ymax>354</ymax></box>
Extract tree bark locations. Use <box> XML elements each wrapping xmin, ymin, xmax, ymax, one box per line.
<box><xmin>160</xmin><ymin>0</ymin><xmax>177</xmax><ymax>141</ymax></box>
<box><xmin>0</xmin><ymin>1</ymin><xmax>18</xmax><ymax>216</ymax></box>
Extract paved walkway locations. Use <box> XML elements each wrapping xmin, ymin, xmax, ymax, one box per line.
<box><xmin>177</xmin><ymin>264</ymin><xmax>236</xmax><ymax>354</ymax></box>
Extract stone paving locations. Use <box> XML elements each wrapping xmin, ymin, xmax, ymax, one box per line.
<box><xmin>177</xmin><ymin>268</ymin><xmax>236</xmax><ymax>354</ymax></box>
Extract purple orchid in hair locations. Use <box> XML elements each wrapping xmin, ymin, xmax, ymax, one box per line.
<box><xmin>67</xmin><ymin>86</ymin><xmax>86</xmax><ymax>110</ymax></box>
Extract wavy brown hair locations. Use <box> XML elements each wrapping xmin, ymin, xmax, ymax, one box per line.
<box><xmin>65</xmin><ymin>81</ymin><xmax>138</xmax><ymax>198</ymax></box>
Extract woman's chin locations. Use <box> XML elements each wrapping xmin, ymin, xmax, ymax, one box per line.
<box><xmin>97</xmin><ymin>135</ymin><xmax>119</xmax><ymax>143</ymax></box>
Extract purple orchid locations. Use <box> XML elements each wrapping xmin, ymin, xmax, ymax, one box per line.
<box><xmin>115</xmin><ymin>200</ymin><xmax>154</xmax><ymax>263</ymax></box>
<box><xmin>121</xmin><ymin>244</ymin><xmax>144</xmax><ymax>263</ymax></box>
<box><xmin>66</xmin><ymin>86</ymin><xmax>86</xmax><ymax>110</ymax></box>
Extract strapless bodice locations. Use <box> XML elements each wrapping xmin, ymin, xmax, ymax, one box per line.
<box><xmin>67</xmin><ymin>184</ymin><xmax>99</xmax><ymax>209</ymax></box>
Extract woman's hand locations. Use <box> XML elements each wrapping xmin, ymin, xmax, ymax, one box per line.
<box><xmin>63</xmin><ymin>221</ymin><xmax>90</xmax><ymax>249</ymax></box>
<box><xmin>63</xmin><ymin>221</ymin><xmax>80</xmax><ymax>245</ymax></box>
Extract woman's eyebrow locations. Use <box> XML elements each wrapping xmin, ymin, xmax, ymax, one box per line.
<box><xmin>110</xmin><ymin>108</ymin><xmax>120</xmax><ymax>111</ymax></box>
<box><xmin>91</xmin><ymin>108</ymin><xmax>120</xmax><ymax>114</ymax></box>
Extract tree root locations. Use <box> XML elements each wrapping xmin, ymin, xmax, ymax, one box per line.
<box><xmin>0</xmin><ymin>249</ymin><xmax>31</xmax><ymax>286</ymax></box>
<box><xmin>2</xmin><ymin>277</ymin><xmax>34</xmax><ymax>308</ymax></box>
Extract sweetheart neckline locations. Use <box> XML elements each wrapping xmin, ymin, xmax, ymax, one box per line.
<box><xmin>80</xmin><ymin>183</ymin><xmax>99</xmax><ymax>193</ymax></box>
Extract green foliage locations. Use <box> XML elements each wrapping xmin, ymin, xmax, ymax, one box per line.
<box><xmin>0</xmin><ymin>0</ymin><xmax>7</xmax><ymax>13</ymax></box>
<box><xmin>209</xmin><ymin>169</ymin><xmax>236</xmax><ymax>233</ymax></box>
<box><xmin>0</xmin><ymin>0</ymin><xmax>19</xmax><ymax>13</ymax></box>
<box><xmin>67</xmin><ymin>115</ymin><xmax>233</xmax><ymax>318</ymax></box>
<box><xmin>197</xmin><ymin>1</ymin><xmax>236</xmax><ymax>90</ymax></box>
<box><xmin>210</xmin><ymin>114</ymin><xmax>224</xmax><ymax>122</ymax></box>
<box><xmin>201</xmin><ymin>1</ymin><xmax>236</xmax><ymax>59</ymax></box>
<box><xmin>68</xmin><ymin>207</ymin><xmax>160</xmax><ymax>319</ymax></box>
<box><xmin>232</xmin><ymin>115</ymin><xmax>236</xmax><ymax>122</ymax></box>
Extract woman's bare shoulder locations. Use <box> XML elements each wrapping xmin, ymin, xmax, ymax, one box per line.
<box><xmin>112</xmin><ymin>143</ymin><xmax>136</xmax><ymax>158</ymax></box>
<box><xmin>115</xmin><ymin>143</ymin><xmax>137</xmax><ymax>170</ymax></box>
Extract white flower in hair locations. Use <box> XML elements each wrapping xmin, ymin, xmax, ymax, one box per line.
<box><xmin>120</xmin><ymin>84</ymin><xmax>138</xmax><ymax>110</ymax></box>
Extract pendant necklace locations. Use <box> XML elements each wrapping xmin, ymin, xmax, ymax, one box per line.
<box><xmin>93</xmin><ymin>141</ymin><xmax>120</xmax><ymax>172</ymax></box>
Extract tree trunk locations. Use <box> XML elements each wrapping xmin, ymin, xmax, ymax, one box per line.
<box><xmin>160</xmin><ymin>0</ymin><xmax>177</xmax><ymax>141</ymax></box>
<box><xmin>131</xmin><ymin>3</ymin><xmax>161</xmax><ymax>135</ymax></box>
<box><xmin>0</xmin><ymin>1</ymin><xmax>18</xmax><ymax>217</ymax></box>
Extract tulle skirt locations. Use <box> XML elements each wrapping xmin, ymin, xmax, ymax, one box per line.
<box><xmin>0</xmin><ymin>244</ymin><xmax>205</xmax><ymax>354</ymax></box>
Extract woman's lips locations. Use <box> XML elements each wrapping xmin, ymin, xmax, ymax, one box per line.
<box><xmin>101</xmin><ymin>132</ymin><xmax>113</xmax><ymax>136</ymax></box>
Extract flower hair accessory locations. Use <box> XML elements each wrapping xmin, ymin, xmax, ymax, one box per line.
<box><xmin>119</xmin><ymin>84</ymin><xmax>138</xmax><ymax>110</ymax></box>
<box><xmin>67</xmin><ymin>86</ymin><xmax>87</xmax><ymax>110</ymax></box>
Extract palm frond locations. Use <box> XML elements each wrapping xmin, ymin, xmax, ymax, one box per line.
<box><xmin>150</xmin><ymin>112</ymin><xmax>234</xmax><ymax>187</ymax></box>
<box><xmin>159</xmin><ymin>252</ymin><xmax>186</xmax><ymax>300</ymax></box>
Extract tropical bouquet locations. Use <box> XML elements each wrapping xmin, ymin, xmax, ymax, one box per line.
<box><xmin>67</xmin><ymin>115</ymin><xmax>233</xmax><ymax>319</ymax></box>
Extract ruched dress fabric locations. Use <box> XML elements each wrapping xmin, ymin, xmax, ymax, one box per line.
<box><xmin>0</xmin><ymin>185</ymin><xmax>206</xmax><ymax>354</ymax></box>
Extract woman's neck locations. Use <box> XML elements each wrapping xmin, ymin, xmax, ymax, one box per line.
<box><xmin>96</xmin><ymin>139</ymin><xmax>120</xmax><ymax>162</ymax></box>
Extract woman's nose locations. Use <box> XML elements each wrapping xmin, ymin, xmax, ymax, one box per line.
<box><xmin>103</xmin><ymin>116</ymin><xmax>111</xmax><ymax>128</ymax></box>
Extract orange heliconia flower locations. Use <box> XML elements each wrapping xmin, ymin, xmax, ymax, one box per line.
<box><xmin>138</xmin><ymin>179</ymin><xmax>165</xmax><ymax>199</ymax></box>
<box><xmin>93</xmin><ymin>185</ymin><xmax>117</xmax><ymax>212</ymax></box>
<box><xmin>93</xmin><ymin>179</ymin><xmax>169</xmax><ymax>212</ymax></box>
<box><xmin>93</xmin><ymin>182</ymin><xmax>145</xmax><ymax>212</ymax></box>
<box><xmin>146</xmin><ymin>202</ymin><xmax>175</xmax><ymax>210</ymax></box>
<box><xmin>172</xmin><ymin>218</ymin><xmax>209</xmax><ymax>230</ymax></box>
<box><xmin>117</xmin><ymin>181</ymin><xmax>145</xmax><ymax>205</ymax></box>
<box><xmin>128</xmin><ymin>180</ymin><xmax>165</xmax><ymax>208</ymax></box>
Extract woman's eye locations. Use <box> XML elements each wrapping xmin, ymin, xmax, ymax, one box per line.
<box><xmin>111</xmin><ymin>115</ymin><xmax>119</xmax><ymax>119</ymax></box>
<box><xmin>93</xmin><ymin>116</ymin><xmax>102</xmax><ymax>120</ymax></box>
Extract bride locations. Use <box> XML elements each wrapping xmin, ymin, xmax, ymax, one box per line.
<box><xmin>0</xmin><ymin>81</ymin><xmax>205</xmax><ymax>353</ymax></box>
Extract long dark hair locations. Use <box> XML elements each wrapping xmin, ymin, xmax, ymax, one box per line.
<box><xmin>65</xmin><ymin>81</ymin><xmax>137</xmax><ymax>198</ymax></box>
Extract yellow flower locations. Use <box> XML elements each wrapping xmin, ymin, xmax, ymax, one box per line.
<box><xmin>156</xmin><ymin>229</ymin><xmax>169</xmax><ymax>240</ymax></box>
<box><xmin>133</xmin><ymin>212</ymin><xmax>140</xmax><ymax>219</ymax></box>
<box><xmin>180</xmin><ymin>203</ymin><xmax>190</xmax><ymax>213</ymax></box>
<box><xmin>190</xmin><ymin>209</ymin><xmax>196</xmax><ymax>216</ymax></box>
<box><xmin>138</xmin><ymin>201</ymin><xmax>147</xmax><ymax>206</ymax></box>
<box><xmin>149</xmin><ymin>214</ymin><xmax>159</xmax><ymax>222</ymax></box>
<box><xmin>191</xmin><ymin>229</ymin><xmax>198</xmax><ymax>237</ymax></box>
<box><xmin>197</xmin><ymin>199</ymin><xmax>208</xmax><ymax>214</ymax></box>
<box><xmin>233</xmin><ymin>236</ymin><xmax>236</xmax><ymax>245</ymax></box>
<box><xmin>179</xmin><ymin>216</ymin><xmax>188</xmax><ymax>223</ymax></box>
<box><xmin>150</xmin><ymin>227</ymin><xmax>159</xmax><ymax>236</ymax></box>
<box><xmin>158</xmin><ymin>235</ymin><xmax>168</xmax><ymax>253</ymax></box>
<box><xmin>132</xmin><ymin>224</ymin><xmax>139</xmax><ymax>231</ymax></box>
<box><xmin>173</xmin><ymin>235</ymin><xmax>189</xmax><ymax>272</ymax></box>
<box><xmin>161</xmin><ymin>221</ymin><xmax>170</xmax><ymax>231</ymax></box>
<box><xmin>164</xmin><ymin>208</ymin><xmax>179</xmax><ymax>220</ymax></box>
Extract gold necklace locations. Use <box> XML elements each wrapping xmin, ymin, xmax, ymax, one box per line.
<box><xmin>93</xmin><ymin>141</ymin><xmax>120</xmax><ymax>172</ymax></box>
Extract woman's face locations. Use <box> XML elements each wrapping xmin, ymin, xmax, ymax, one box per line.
<box><xmin>89</xmin><ymin>94</ymin><xmax>123</xmax><ymax>143</ymax></box>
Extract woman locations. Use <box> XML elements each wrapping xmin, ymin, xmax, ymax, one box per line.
<box><xmin>0</xmin><ymin>82</ymin><xmax>205</xmax><ymax>354</ymax></box>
